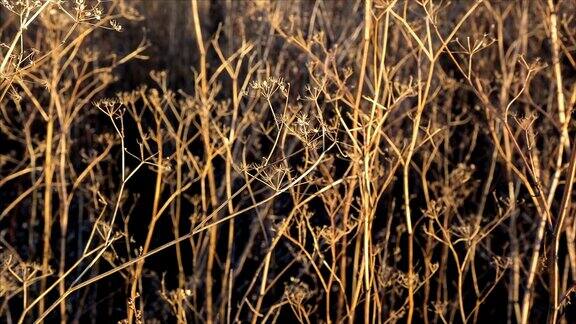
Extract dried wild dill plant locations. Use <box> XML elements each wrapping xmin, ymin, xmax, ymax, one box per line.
<box><xmin>1</xmin><ymin>0</ymin><xmax>576</xmax><ymax>323</ymax></box>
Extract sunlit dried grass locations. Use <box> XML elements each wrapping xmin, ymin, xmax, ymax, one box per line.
<box><xmin>1</xmin><ymin>0</ymin><xmax>576</xmax><ymax>323</ymax></box>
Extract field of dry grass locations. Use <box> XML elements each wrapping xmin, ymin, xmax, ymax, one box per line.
<box><xmin>1</xmin><ymin>0</ymin><xmax>576</xmax><ymax>323</ymax></box>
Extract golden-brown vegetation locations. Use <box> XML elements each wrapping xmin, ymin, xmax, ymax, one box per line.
<box><xmin>1</xmin><ymin>0</ymin><xmax>576</xmax><ymax>323</ymax></box>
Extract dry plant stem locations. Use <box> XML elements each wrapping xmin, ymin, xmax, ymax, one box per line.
<box><xmin>57</xmin><ymin>99</ymin><xmax>69</xmax><ymax>324</ymax></box>
<box><xmin>403</xmin><ymin>18</ymin><xmax>434</xmax><ymax>324</ymax></box>
<box><xmin>546</xmin><ymin>0</ymin><xmax>570</xmax><ymax>208</ymax></box>
<box><xmin>550</xmin><ymin>136</ymin><xmax>576</xmax><ymax>323</ymax></box>
<box><xmin>39</xmin><ymin>75</ymin><xmax>56</xmax><ymax>320</ymax></box>
<box><xmin>339</xmin><ymin>181</ymin><xmax>354</xmax><ymax>322</ymax></box>
<box><xmin>546</xmin><ymin>0</ymin><xmax>571</xmax><ymax>316</ymax></box>
<box><xmin>173</xmin><ymin>122</ymin><xmax>187</xmax><ymax>323</ymax></box>
<box><xmin>210</xmin><ymin>36</ymin><xmax>251</xmax><ymax>321</ymax></box>
<box><xmin>548</xmin><ymin>0</ymin><xmax>568</xmax><ymax>149</ymax></box>
<box><xmin>220</xmin><ymin>61</ymin><xmax>241</xmax><ymax>322</ymax></box>
<box><xmin>128</xmin><ymin>119</ymin><xmax>164</xmax><ymax>323</ymax></box>
<box><xmin>361</xmin><ymin>8</ymin><xmax>391</xmax><ymax>323</ymax></box>
<box><xmin>511</xmin><ymin>3</ymin><xmax>529</xmax><ymax>322</ymax></box>
<box><xmin>191</xmin><ymin>2</ymin><xmax>219</xmax><ymax>322</ymax></box>
<box><xmin>360</xmin><ymin>1</ymin><xmax>372</xmax><ymax>323</ymax></box>
<box><xmin>54</xmin><ymin>38</ymin><xmax>87</xmax><ymax>324</ymax></box>
<box><xmin>496</xmin><ymin>15</ymin><xmax>522</xmax><ymax>321</ymax></box>
<box><xmin>347</xmin><ymin>1</ymin><xmax>372</xmax><ymax>322</ymax></box>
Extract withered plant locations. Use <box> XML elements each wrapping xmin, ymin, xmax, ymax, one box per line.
<box><xmin>1</xmin><ymin>1</ymin><xmax>576</xmax><ymax>323</ymax></box>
